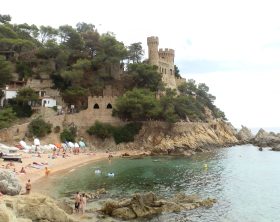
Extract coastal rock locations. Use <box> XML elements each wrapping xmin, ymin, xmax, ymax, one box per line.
<box><xmin>0</xmin><ymin>170</ymin><xmax>22</xmax><ymax>195</ymax></box>
<box><xmin>111</xmin><ymin>207</ymin><xmax>137</xmax><ymax>220</ymax></box>
<box><xmin>3</xmin><ymin>193</ymin><xmax>76</xmax><ymax>222</ymax></box>
<box><xmin>237</xmin><ymin>125</ymin><xmax>253</xmax><ymax>142</ymax></box>
<box><xmin>132</xmin><ymin>120</ymin><xmax>239</xmax><ymax>155</ymax></box>
<box><xmin>252</xmin><ymin>129</ymin><xmax>280</xmax><ymax>150</ymax></box>
<box><xmin>101</xmin><ymin>192</ymin><xmax>216</xmax><ymax>220</ymax></box>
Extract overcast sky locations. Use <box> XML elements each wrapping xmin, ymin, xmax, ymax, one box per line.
<box><xmin>2</xmin><ymin>0</ymin><xmax>280</xmax><ymax>129</ymax></box>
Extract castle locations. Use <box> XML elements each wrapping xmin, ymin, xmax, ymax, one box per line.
<box><xmin>147</xmin><ymin>36</ymin><xmax>178</xmax><ymax>89</ymax></box>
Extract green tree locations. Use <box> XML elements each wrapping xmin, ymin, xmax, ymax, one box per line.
<box><xmin>58</xmin><ymin>25</ymin><xmax>84</xmax><ymax>50</ymax></box>
<box><xmin>15</xmin><ymin>87</ymin><xmax>39</xmax><ymax>104</ymax></box>
<box><xmin>76</xmin><ymin>22</ymin><xmax>95</xmax><ymax>33</ymax></box>
<box><xmin>126</xmin><ymin>63</ymin><xmax>163</xmax><ymax>91</ymax></box>
<box><xmin>62</xmin><ymin>87</ymin><xmax>88</xmax><ymax>109</ymax></box>
<box><xmin>174</xmin><ymin>65</ymin><xmax>181</xmax><ymax>78</ymax></box>
<box><xmin>0</xmin><ymin>24</ymin><xmax>17</xmax><ymax>38</ymax></box>
<box><xmin>127</xmin><ymin>42</ymin><xmax>144</xmax><ymax>63</ymax></box>
<box><xmin>81</xmin><ymin>30</ymin><xmax>100</xmax><ymax>58</ymax></box>
<box><xmin>113</xmin><ymin>88</ymin><xmax>161</xmax><ymax>121</ymax></box>
<box><xmin>0</xmin><ymin>14</ymin><xmax>11</xmax><ymax>24</ymax></box>
<box><xmin>0</xmin><ymin>55</ymin><xmax>13</xmax><ymax>87</ymax></box>
<box><xmin>38</xmin><ymin>26</ymin><xmax>58</xmax><ymax>44</ymax></box>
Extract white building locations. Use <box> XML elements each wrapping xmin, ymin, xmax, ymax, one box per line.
<box><xmin>42</xmin><ymin>96</ymin><xmax>57</xmax><ymax>108</ymax></box>
<box><xmin>0</xmin><ymin>87</ymin><xmax>17</xmax><ymax>107</ymax></box>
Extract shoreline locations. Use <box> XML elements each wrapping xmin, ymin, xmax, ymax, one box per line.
<box><xmin>11</xmin><ymin>149</ymin><xmax>148</xmax><ymax>192</ymax></box>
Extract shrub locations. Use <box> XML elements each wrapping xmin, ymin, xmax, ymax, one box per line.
<box><xmin>60</xmin><ymin>126</ymin><xmax>77</xmax><ymax>142</ymax></box>
<box><xmin>54</xmin><ymin>125</ymin><xmax>61</xmax><ymax>133</ymax></box>
<box><xmin>87</xmin><ymin>121</ymin><xmax>142</xmax><ymax>144</ymax></box>
<box><xmin>113</xmin><ymin>122</ymin><xmax>142</xmax><ymax>144</ymax></box>
<box><xmin>87</xmin><ymin>121</ymin><xmax>114</xmax><ymax>140</ymax></box>
<box><xmin>0</xmin><ymin>108</ymin><xmax>17</xmax><ymax>129</ymax></box>
<box><xmin>28</xmin><ymin>118</ymin><xmax>52</xmax><ymax>138</ymax></box>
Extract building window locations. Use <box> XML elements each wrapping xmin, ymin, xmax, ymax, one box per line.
<box><xmin>170</xmin><ymin>69</ymin><xmax>173</xmax><ymax>75</ymax></box>
<box><xmin>93</xmin><ymin>103</ymin><xmax>99</xmax><ymax>109</ymax></box>
<box><xmin>107</xmin><ymin>103</ymin><xmax>112</xmax><ymax>109</ymax></box>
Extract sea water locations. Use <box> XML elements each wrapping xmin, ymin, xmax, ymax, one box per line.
<box><xmin>35</xmin><ymin>145</ymin><xmax>280</xmax><ymax>222</ymax></box>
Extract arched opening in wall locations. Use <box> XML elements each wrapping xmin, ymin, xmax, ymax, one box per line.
<box><xmin>107</xmin><ymin>103</ymin><xmax>112</xmax><ymax>109</ymax></box>
<box><xmin>170</xmin><ymin>69</ymin><xmax>173</xmax><ymax>75</ymax></box>
<box><xmin>93</xmin><ymin>103</ymin><xmax>99</xmax><ymax>109</ymax></box>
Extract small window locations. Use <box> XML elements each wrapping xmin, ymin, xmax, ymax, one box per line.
<box><xmin>93</xmin><ymin>103</ymin><xmax>99</xmax><ymax>109</ymax></box>
<box><xmin>107</xmin><ymin>103</ymin><xmax>112</xmax><ymax>109</ymax></box>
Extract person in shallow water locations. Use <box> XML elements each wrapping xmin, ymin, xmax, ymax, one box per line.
<box><xmin>79</xmin><ymin>193</ymin><xmax>87</xmax><ymax>214</ymax></box>
<box><xmin>74</xmin><ymin>192</ymin><xmax>81</xmax><ymax>213</ymax></box>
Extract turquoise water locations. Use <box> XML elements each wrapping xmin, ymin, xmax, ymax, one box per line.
<box><xmin>37</xmin><ymin>145</ymin><xmax>280</xmax><ymax>221</ymax></box>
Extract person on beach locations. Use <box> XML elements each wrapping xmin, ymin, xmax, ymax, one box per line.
<box><xmin>25</xmin><ymin>179</ymin><xmax>31</xmax><ymax>194</ymax></box>
<box><xmin>74</xmin><ymin>192</ymin><xmax>81</xmax><ymax>213</ymax></box>
<box><xmin>20</xmin><ymin>167</ymin><xmax>26</xmax><ymax>174</ymax></box>
<box><xmin>79</xmin><ymin>193</ymin><xmax>87</xmax><ymax>214</ymax></box>
<box><xmin>45</xmin><ymin>167</ymin><xmax>50</xmax><ymax>176</ymax></box>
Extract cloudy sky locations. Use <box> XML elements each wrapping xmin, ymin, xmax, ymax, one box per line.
<box><xmin>2</xmin><ymin>0</ymin><xmax>280</xmax><ymax>129</ymax></box>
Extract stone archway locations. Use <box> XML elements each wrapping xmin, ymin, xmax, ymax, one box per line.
<box><xmin>106</xmin><ymin>103</ymin><xmax>112</xmax><ymax>109</ymax></box>
<box><xmin>93</xmin><ymin>103</ymin><xmax>99</xmax><ymax>109</ymax></box>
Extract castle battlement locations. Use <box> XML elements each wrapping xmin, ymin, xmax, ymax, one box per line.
<box><xmin>159</xmin><ymin>48</ymin><xmax>175</xmax><ymax>55</ymax></box>
<box><xmin>147</xmin><ymin>36</ymin><xmax>159</xmax><ymax>45</ymax></box>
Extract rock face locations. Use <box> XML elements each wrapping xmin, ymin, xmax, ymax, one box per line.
<box><xmin>1</xmin><ymin>193</ymin><xmax>76</xmax><ymax>222</ymax></box>
<box><xmin>252</xmin><ymin>129</ymin><xmax>280</xmax><ymax>150</ymax></box>
<box><xmin>237</xmin><ymin>125</ymin><xmax>254</xmax><ymax>142</ymax></box>
<box><xmin>119</xmin><ymin>120</ymin><xmax>239</xmax><ymax>155</ymax></box>
<box><xmin>0</xmin><ymin>170</ymin><xmax>22</xmax><ymax>195</ymax></box>
<box><xmin>101</xmin><ymin>192</ymin><xmax>216</xmax><ymax>220</ymax></box>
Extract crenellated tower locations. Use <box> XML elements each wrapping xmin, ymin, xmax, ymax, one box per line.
<box><xmin>147</xmin><ymin>36</ymin><xmax>159</xmax><ymax>67</ymax></box>
<box><xmin>147</xmin><ymin>36</ymin><xmax>177</xmax><ymax>89</ymax></box>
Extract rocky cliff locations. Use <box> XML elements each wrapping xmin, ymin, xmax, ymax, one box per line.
<box><xmin>118</xmin><ymin>120</ymin><xmax>239</xmax><ymax>155</ymax></box>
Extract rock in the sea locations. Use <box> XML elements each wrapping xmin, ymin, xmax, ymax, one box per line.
<box><xmin>0</xmin><ymin>169</ymin><xmax>22</xmax><ymax>195</ymax></box>
<box><xmin>252</xmin><ymin>128</ymin><xmax>280</xmax><ymax>150</ymax></box>
<box><xmin>111</xmin><ymin>207</ymin><xmax>137</xmax><ymax>220</ymax></box>
<box><xmin>101</xmin><ymin>192</ymin><xmax>216</xmax><ymax>220</ymax></box>
<box><xmin>237</xmin><ymin>125</ymin><xmax>253</xmax><ymax>142</ymax></box>
<box><xmin>3</xmin><ymin>193</ymin><xmax>76</xmax><ymax>222</ymax></box>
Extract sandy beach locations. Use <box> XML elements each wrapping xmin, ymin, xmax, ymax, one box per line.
<box><xmin>1</xmin><ymin>148</ymin><xmax>147</xmax><ymax>192</ymax></box>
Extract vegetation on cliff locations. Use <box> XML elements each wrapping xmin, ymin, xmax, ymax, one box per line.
<box><xmin>0</xmin><ymin>14</ymin><xmax>226</xmax><ymax>132</ymax></box>
<box><xmin>27</xmin><ymin>117</ymin><xmax>52</xmax><ymax>138</ymax></box>
<box><xmin>87</xmin><ymin>121</ymin><xmax>142</xmax><ymax>144</ymax></box>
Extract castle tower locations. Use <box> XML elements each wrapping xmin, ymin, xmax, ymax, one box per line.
<box><xmin>147</xmin><ymin>36</ymin><xmax>159</xmax><ymax>66</ymax></box>
<box><xmin>158</xmin><ymin>48</ymin><xmax>175</xmax><ymax>65</ymax></box>
<box><xmin>147</xmin><ymin>36</ymin><xmax>177</xmax><ymax>89</ymax></box>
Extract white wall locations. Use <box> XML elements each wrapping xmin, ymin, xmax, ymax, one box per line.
<box><xmin>42</xmin><ymin>98</ymin><xmax>56</xmax><ymax>107</ymax></box>
<box><xmin>5</xmin><ymin>90</ymin><xmax>17</xmax><ymax>100</ymax></box>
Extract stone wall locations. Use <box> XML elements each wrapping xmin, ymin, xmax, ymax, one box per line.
<box><xmin>0</xmin><ymin>95</ymin><xmax>121</xmax><ymax>143</ymax></box>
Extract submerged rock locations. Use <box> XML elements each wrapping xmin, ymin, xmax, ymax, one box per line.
<box><xmin>100</xmin><ymin>192</ymin><xmax>216</xmax><ymax>220</ymax></box>
<box><xmin>0</xmin><ymin>169</ymin><xmax>22</xmax><ymax>195</ymax></box>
